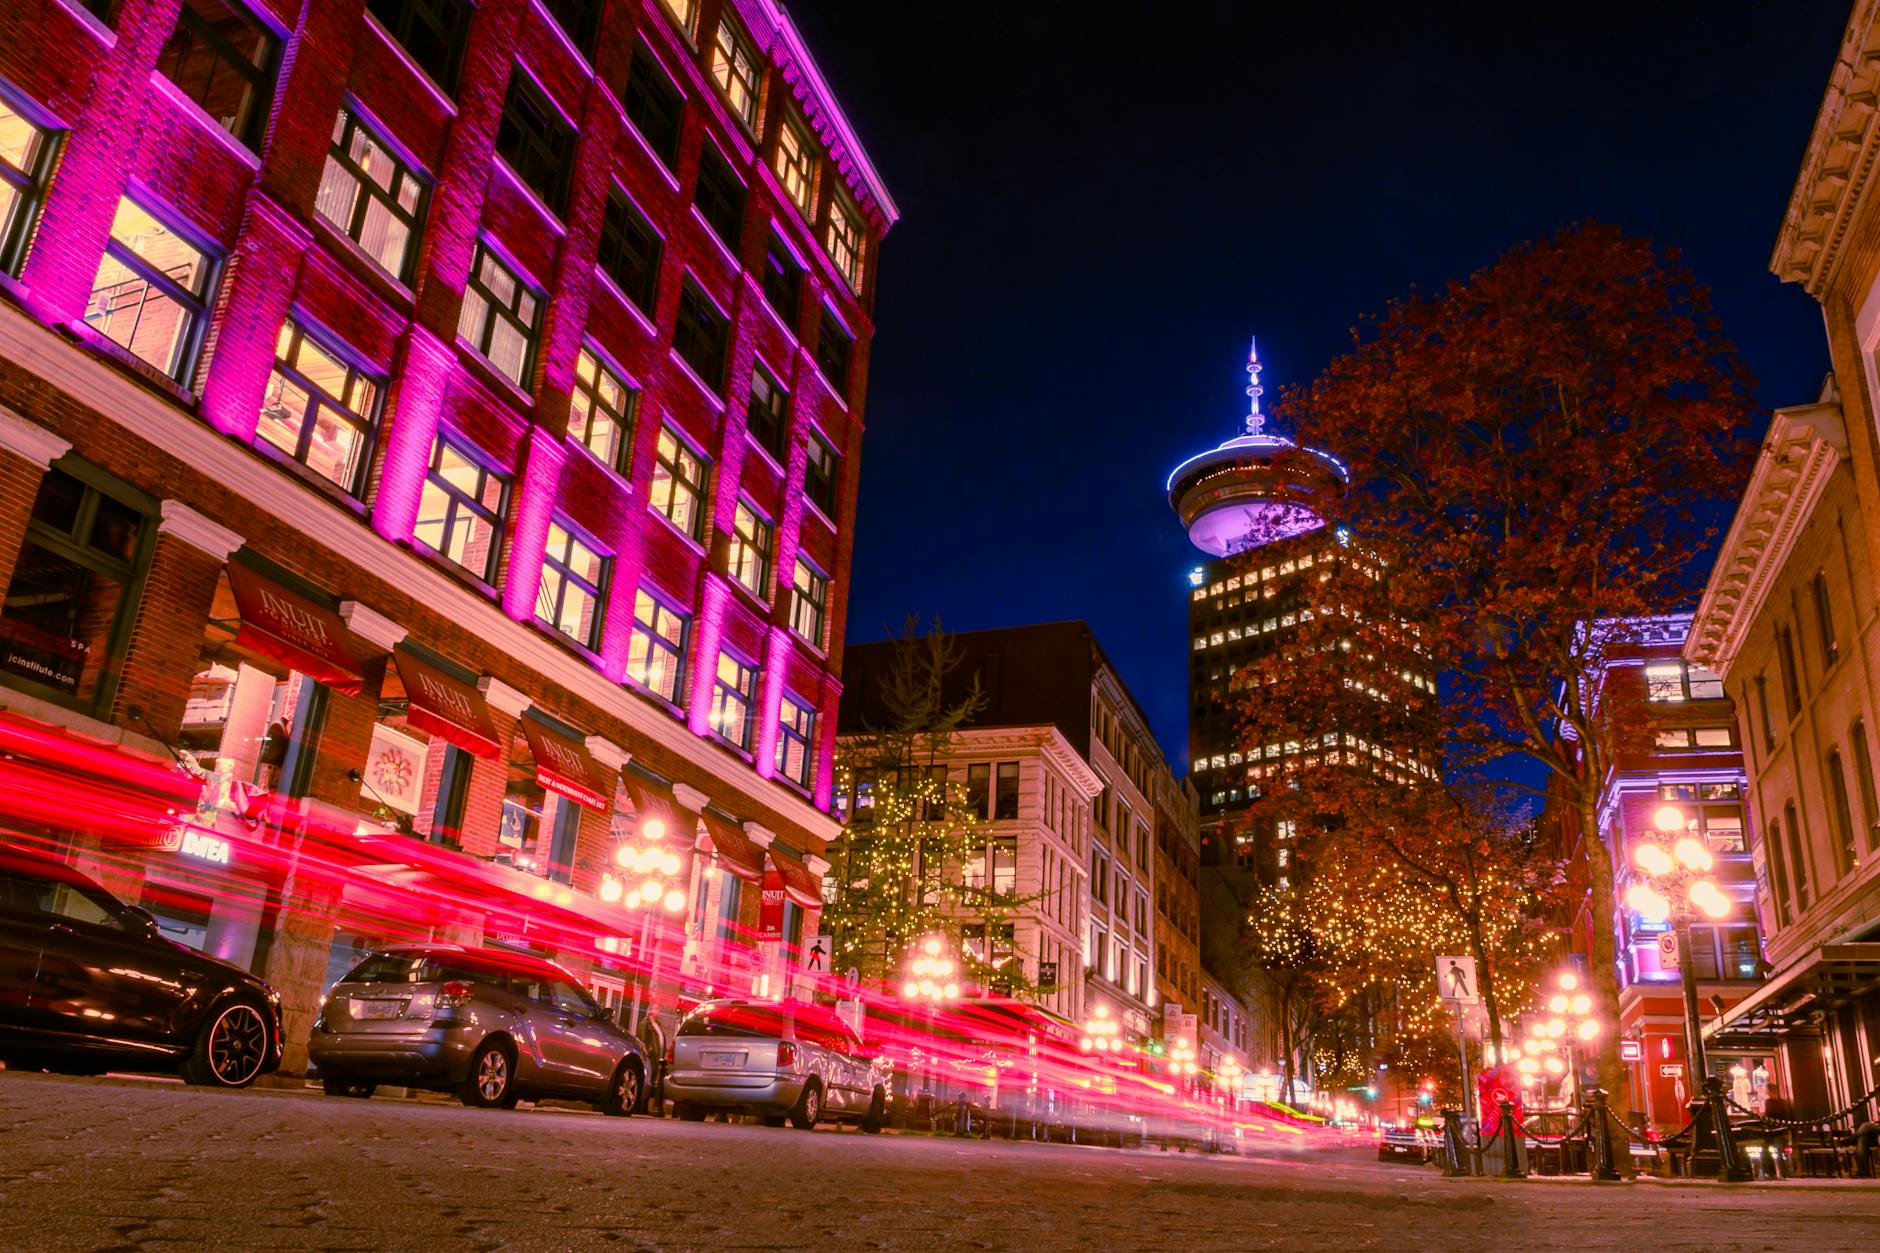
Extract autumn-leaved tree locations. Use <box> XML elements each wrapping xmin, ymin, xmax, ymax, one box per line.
<box><xmin>1267</xmin><ymin>222</ymin><xmax>1755</xmax><ymax>1116</ymax></box>
<box><xmin>824</xmin><ymin>620</ymin><xmax>1041</xmax><ymax>996</ymax></box>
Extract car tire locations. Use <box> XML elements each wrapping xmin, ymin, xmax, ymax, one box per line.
<box><xmin>601</xmin><ymin>1058</ymin><xmax>643</xmax><ymax>1117</ymax></box>
<box><xmin>789</xmin><ymin>1080</ymin><xmax>822</xmax><ymax>1130</ymax></box>
<box><xmin>458</xmin><ymin>1038</ymin><xmax>517</xmax><ymax>1109</ymax></box>
<box><xmin>321</xmin><ymin>1074</ymin><xmax>376</xmax><ymax>1099</ymax></box>
<box><xmin>860</xmin><ymin>1086</ymin><xmax>886</xmax><ymax>1134</ymax></box>
<box><xmin>180</xmin><ymin>998</ymin><xmax>272</xmax><ymax>1089</ymax></box>
<box><xmin>674</xmin><ymin>1102</ymin><xmax>707</xmax><ymax>1122</ymax></box>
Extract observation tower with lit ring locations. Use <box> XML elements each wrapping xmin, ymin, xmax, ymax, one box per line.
<box><xmin>1167</xmin><ymin>339</ymin><xmax>1346</xmax><ymax>557</ymax></box>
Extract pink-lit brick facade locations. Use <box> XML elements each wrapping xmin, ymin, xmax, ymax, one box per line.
<box><xmin>0</xmin><ymin>0</ymin><xmax>893</xmax><ymax>1069</ymax></box>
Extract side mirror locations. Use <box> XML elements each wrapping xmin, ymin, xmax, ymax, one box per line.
<box><xmin>126</xmin><ymin>906</ymin><xmax>160</xmax><ymax>936</ymax></box>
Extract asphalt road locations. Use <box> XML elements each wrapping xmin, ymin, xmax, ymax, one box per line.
<box><xmin>2</xmin><ymin>1073</ymin><xmax>1878</xmax><ymax>1252</ymax></box>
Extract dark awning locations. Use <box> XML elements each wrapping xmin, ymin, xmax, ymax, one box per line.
<box><xmin>619</xmin><ymin>771</ymin><xmax>693</xmax><ymax>843</ymax></box>
<box><xmin>521</xmin><ymin>717</ymin><xmax>613</xmax><ymax>811</ymax></box>
<box><xmin>1706</xmin><ymin>943</ymin><xmax>1880</xmax><ymax>1046</ymax></box>
<box><xmin>699</xmin><ymin>808</ymin><xmax>764</xmax><ymax>881</ymax></box>
<box><xmin>394</xmin><ymin>649</ymin><xmax>500</xmax><ymax>759</ymax></box>
<box><xmin>225</xmin><ymin>563</ymin><xmax>363</xmax><ymax>695</ymax></box>
<box><xmin>767</xmin><ymin>846</ymin><xmax>822</xmax><ymax>908</ymax></box>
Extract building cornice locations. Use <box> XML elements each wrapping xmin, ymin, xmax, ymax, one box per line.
<box><xmin>0</xmin><ymin>402</ymin><xmax>73</xmax><ymax>467</ymax></box>
<box><xmin>157</xmin><ymin>500</ymin><xmax>244</xmax><ymax>561</ymax></box>
<box><xmin>1685</xmin><ymin>401</ymin><xmax>1846</xmax><ymax>677</ymax></box>
<box><xmin>0</xmin><ymin>299</ymin><xmax>840</xmax><ymax>845</ymax></box>
<box><xmin>1771</xmin><ymin>0</ymin><xmax>1880</xmax><ymax>295</ymax></box>
<box><xmin>933</xmin><ymin>724</ymin><xmax>1108</xmax><ymax>798</ymax></box>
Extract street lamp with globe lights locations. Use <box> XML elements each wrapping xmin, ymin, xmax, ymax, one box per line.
<box><xmin>1518</xmin><ymin>970</ymin><xmax>1601</xmax><ymax>1110</ymax></box>
<box><xmin>1626</xmin><ymin>803</ymin><xmax>1750</xmax><ymax>1180</ymax></box>
<box><xmin>603</xmin><ymin>816</ymin><xmax>688</xmax><ymax>1032</ymax></box>
<box><xmin>902</xmin><ymin>935</ymin><xmax>960</xmax><ymax>1097</ymax></box>
<box><xmin>1219</xmin><ymin>1055</ymin><xmax>1243</xmax><ymax>1111</ymax></box>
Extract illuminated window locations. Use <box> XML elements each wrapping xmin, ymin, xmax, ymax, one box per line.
<box><xmin>660</xmin><ymin>0</ymin><xmax>699</xmax><ymax>39</ymax></box>
<box><xmin>495</xmin><ymin>72</ymin><xmax>575</xmax><ymax>216</ymax></box>
<box><xmin>627</xmin><ymin>588</ymin><xmax>688</xmax><ymax>704</ymax></box>
<box><xmin>316</xmin><ymin>107</ymin><xmax>426</xmax><ymax>281</ymax></box>
<box><xmin>156</xmin><ymin>0</ymin><xmax>277</xmax><ymax>149</ymax></box>
<box><xmin>710</xmin><ymin>652</ymin><xmax>757</xmax><ymax>749</ymax></box>
<box><xmin>994</xmin><ymin>762</ymin><xmax>1019</xmax><ymax>820</ymax></box>
<box><xmin>804</xmin><ymin>433</ymin><xmax>839</xmax><ymax>518</ymax></box>
<box><xmin>746</xmin><ymin>364</ymin><xmax>789</xmax><ymax>464</ymax></box>
<box><xmin>0</xmin><ymin>92</ymin><xmax>60</xmax><ymax>277</ymax></box>
<box><xmin>1647</xmin><ymin>661</ymin><xmax>1724</xmax><ymax>703</ymax></box>
<box><xmin>619</xmin><ymin>43</ymin><xmax>683</xmax><ymax>168</ymax></box>
<box><xmin>776</xmin><ymin>693</ymin><xmax>815</xmax><ymax>788</ymax></box>
<box><xmin>569</xmin><ymin>348</ymin><xmax>635</xmax><ymax>474</ymax></box>
<box><xmin>536</xmin><ymin>518</ymin><xmax>608</xmax><ymax>650</ymax></box>
<box><xmin>727</xmin><ymin>500</ymin><xmax>773</xmax><ymax>599</ymax></box>
<box><xmin>456</xmin><ymin>242</ymin><xmax>540</xmax><ymax>387</ymax></box>
<box><xmin>84</xmin><ymin>196</ymin><xmax>218</xmax><ymax>382</ymax></box>
<box><xmin>648</xmin><ymin>426</ymin><xmax>707</xmax><ymax>540</ymax></box>
<box><xmin>367</xmin><ymin>0</ymin><xmax>471</xmax><ymax>92</ymax></box>
<box><xmin>414</xmin><ymin>434</ymin><xmax>508</xmax><ymax>582</ymax></box>
<box><xmin>693</xmin><ymin>143</ymin><xmax>746</xmax><ymax>251</ymax></box>
<box><xmin>789</xmin><ymin>559</ymin><xmax>827</xmax><ymax>648</ymax></box>
<box><xmin>257</xmin><ymin>319</ymin><xmax>380</xmax><ymax>495</ymax></box>
<box><xmin>597</xmin><ymin>190</ymin><xmax>661</xmax><ymax>315</ymax></box>
<box><xmin>709</xmin><ymin>15</ymin><xmax>761</xmax><ymax>133</ymax></box>
<box><xmin>775</xmin><ymin>114</ymin><xmax>817</xmax><ymax>214</ymax></box>
<box><xmin>673</xmin><ymin>282</ymin><xmax>729</xmax><ymax>391</ymax></box>
<box><xmin>826</xmin><ymin>190</ymin><xmax>863</xmax><ymax>291</ymax></box>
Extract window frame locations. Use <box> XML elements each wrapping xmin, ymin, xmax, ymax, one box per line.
<box><xmin>366</xmin><ymin>0</ymin><xmax>472</xmax><ymax>94</ymax></box>
<box><xmin>494</xmin><ymin>70</ymin><xmax>577</xmax><ymax>218</ymax></box>
<box><xmin>760</xmin><ymin>231</ymin><xmax>804</xmax><ymax>330</ymax></box>
<box><xmin>745</xmin><ymin>362</ymin><xmax>790</xmax><ymax>465</ymax></box>
<box><xmin>155</xmin><ymin>0</ymin><xmax>279</xmax><ymax>151</ymax></box>
<box><xmin>815</xmin><ymin>306</ymin><xmax>853</xmax><ymax>390</ymax></box>
<box><xmin>626</xmin><ymin>586</ymin><xmax>690</xmax><ymax>706</ymax></box>
<box><xmin>457</xmin><ymin>240</ymin><xmax>543</xmax><ymax>389</ymax></box>
<box><xmin>1813</xmin><ymin>571</ymin><xmax>1839</xmax><ymax>669</ymax></box>
<box><xmin>539</xmin><ymin>0</ymin><xmax>602</xmax><ymax>58</ymax></box>
<box><xmin>569</xmin><ymin>346</ymin><xmax>636</xmax><ymax>475</ymax></box>
<box><xmin>672</xmin><ymin>281</ymin><xmax>730</xmax><ymax>392</ymax></box>
<box><xmin>257</xmin><ymin>316</ymin><xmax>384</xmax><ymax>496</ymax></box>
<box><xmin>597</xmin><ymin>186</ymin><xmax>662</xmax><ymax>316</ymax></box>
<box><xmin>0</xmin><ymin>88</ymin><xmax>61</xmax><ymax>278</ymax></box>
<box><xmin>709</xmin><ymin>13</ymin><xmax>762</xmax><ymax>134</ymax></box>
<box><xmin>619</xmin><ymin>42</ymin><xmax>685</xmax><ymax>169</ymax></box>
<box><xmin>315</xmin><ymin>105</ymin><xmax>429</xmax><ymax>284</ymax></box>
<box><xmin>709</xmin><ymin>650</ymin><xmax>759</xmax><ymax>751</ymax></box>
<box><xmin>414</xmin><ymin>432</ymin><xmax>511</xmax><ymax>584</ymax></box>
<box><xmin>648</xmin><ymin>424</ymin><xmax>709</xmax><ymax>541</ymax></box>
<box><xmin>775</xmin><ymin>691</ymin><xmax>816</xmax><ymax>789</ymax></box>
<box><xmin>84</xmin><ymin>194</ymin><xmax>221</xmax><ymax>385</ymax></box>
<box><xmin>693</xmin><ymin>141</ymin><xmax>748</xmax><ymax>253</ymax></box>
<box><xmin>774</xmin><ymin>113</ymin><xmax>817</xmax><ymax>216</ymax></box>
<box><xmin>727</xmin><ymin>498</ymin><xmax>774</xmax><ymax>601</ymax></box>
<box><xmin>789</xmin><ymin>557</ymin><xmax>827</xmax><ymax>650</ymax></box>
<box><xmin>803</xmin><ymin>431</ymin><xmax>839</xmax><ymax>519</ymax></box>
<box><xmin>537</xmin><ymin>515</ymin><xmax>610</xmax><ymax>651</ymax></box>
<box><xmin>824</xmin><ymin>189</ymin><xmax>864</xmax><ymax>292</ymax></box>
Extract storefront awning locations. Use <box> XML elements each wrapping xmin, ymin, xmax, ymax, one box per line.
<box><xmin>699</xmin><ymin>808</ymin><xmax>764</xmax><ymax>881</ymax></box>
<box><xmin>393</xmin><ymin>649</ymin><xmax>501</xmax><ymax>759</ymax></box>
<box><xmin>521</xmin><ymin>716</ymin><xmax>613</xmax><ymax>811</ymax></box>
<box><xmin>1706</xmin><ymin>942</ymin><xmax>1880</xmax><ymax>1045</ymax></box>
<box><xmin>225</xmin><ymin>563</ymin><xmax>364</xmax><ymax>695</ymax></box>
<box><xmin>619</xmin><ymin>771</ymin><xmax>692</xmax><ymax>843</ymax></box>
<box><xmin>767</xmin><ymin>845</ymin><xmax>822</xmax><ymax>909</ymax></box>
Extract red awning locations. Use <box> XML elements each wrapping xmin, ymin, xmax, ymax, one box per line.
<box><xmin>619</xmin><ymin>772</ymin><xmax>694</xmax><ymax>843</ymax></box>
<box><xmin>225</xmin><ymin>563</ymin><xmax>364</xmax><ymax>695</ymax></box>
<box><xmin>521</xmin><ymin>717</ymin><xmax>613</xmax><ymax>811</ymax></box>
<box><xmin>767</xmin><ymin>846</ymin><xmax>823</xmax><ymax>909</ymax></box>
<box><xmin>393</xmin><ymin>650</ymin><xmax>501</xmax><ymax>759</ymax></box>
<box><xmin>699</xmin><ymin>808</ymin><xmax>764</xmax><ymax>881</ymax></box>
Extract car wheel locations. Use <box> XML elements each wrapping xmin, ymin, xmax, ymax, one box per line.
<box><xmin>674</xmin><ymin>1102</ymin><xmax>707</xmax><ymax>1122</ymax></box>
<box><xmin>601</xmin><ymin>1058</ymin><xmax>643</xmax><ymax>1117</ymax></box>
<box><xmin>458</xmin><ymin>1039</ymin><xmax>517</xmax><ymax>1109</ymax></box>
<box><xmin>321</xmin><ymin>1075</ymin><xmax>376</xmax><ymax>1099</ymax></box>
<box><xmin>789</xmin><ymin>1080</ymin><xmax>821</xmax><ymax>1130</ymax></box>
<box><xmin>180</xmin><ymin>999</ymin><xmax>271</xmax><ymax>1088</ymax></box>
<box><xmin>860</xmin><ymin>1086</ymin><xmax>887</xmax><ymax>1134</ymax></box>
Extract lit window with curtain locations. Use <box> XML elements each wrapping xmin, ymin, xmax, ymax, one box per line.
<box><xmin>0</xmin><ymin>92</ymin><xmax>60</xmax><ymax>277</ymax></box>
<box><xmin>626</xmin><ymin>588</ymin><xmax>688</xmax><ymax>705</ymax></box>
<box><xmin>709</xmin><ymin>16</ymin><xmax>761</xmax><ymax>132</ymax></box>
<box><xmin>536</xmin><ymin>518</ymin><xmax>608</xmax><ymax>650</ymax></box>
<box><xmin>315</xmin><ymin>107</ymin><xmax>426</xmax><ymax>281</ymax></box>
<box><xmin>257</xmin><ymin>318</ymin><xmax>381</xmax><ymax>494</ymax></box>
<box><xmin>775</xmin><ymin>693</ymin><xmax>815</xmax><ymax>788</ymax></box>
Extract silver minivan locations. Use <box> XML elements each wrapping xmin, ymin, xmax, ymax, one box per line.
<box><xmin>666</xmin><ymin>998</ymin><xmax>888</xmax><ymax>1131</ymax></box>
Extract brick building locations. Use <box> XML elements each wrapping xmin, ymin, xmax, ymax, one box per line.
<box><xmin>0</xmin><ymin>0</ymin><xmax>893</xmax><ymax>1071</ymax></box>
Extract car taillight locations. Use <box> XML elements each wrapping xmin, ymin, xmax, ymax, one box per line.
<box><xmin>438</xmin><ymin>980</ymin><xmax>475</xmax><ymax>1008</ymax></box>
<box><xmin>777</xmin><ymin>1041</ymin><xmax>798</xmax><ymax>1068</ymax></box>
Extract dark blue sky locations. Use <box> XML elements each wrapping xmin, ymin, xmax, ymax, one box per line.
<box><xmin>792</xmin><ymin>0</ymin><xmax>1849</xmax><ymax>769</ymax></box>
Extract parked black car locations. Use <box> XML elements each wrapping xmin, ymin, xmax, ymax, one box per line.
<box><xmin>0</xmin><ymin>841</ymin><xmax>283</xmax><ymax>1087</ymax></box>
<box><xmin>310</xmin><ymin>944</ymin><xmax>650</xmax><ymax>1114</ymax></box>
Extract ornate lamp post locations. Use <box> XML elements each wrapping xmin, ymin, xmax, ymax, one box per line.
<box><xmin>1518</xmin><ymin>970</ymin><xmax>1601</xmax><ymax>1111</ymax></box>
<box><xmin>1624</xmin><ymin>803</ymin><xmax>1749</xmax><ymax>1181</ymax></box>
<box><xmin>602</xmin><ymin>815</ymin><xmax>687</xmax><ymax>1033</ymax></box>
<box><xmin>902</xmin><ymin>935</ymin><xmax>959</xmax><ymax>1097</ymax></box>
<box><xmin>1219</xmin><ymin>1055</ymin><xmax>1243</xmax><ymax>1112</ymax></box>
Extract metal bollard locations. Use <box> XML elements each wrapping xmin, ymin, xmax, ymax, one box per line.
<box><xmin>1705</xmin><ymin>1075</ymin><xmax>1752</xmax><ymax>1183</ymax></box>
<box><xmin>1584</xmin><ymin>1088</ymin><xmax>1621</xmax><ymax>1182</ymax></box>
<box><xmin>1439</xmin><ymin>1106</ymin><xmax>1471</xmax><ymax>1177</ymax></box>
<box><xmin>1499</xmin><ymin>1099</ymin><xmax>1526</xmax><ymax>1179</ymax></box>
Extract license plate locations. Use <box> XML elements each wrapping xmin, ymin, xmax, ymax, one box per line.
<box><xmin>701</xmin><ymin>1050</ymin><xmax>746</xmax><ymax>1069</ymax></box>
<box><xmin>351</xmin><ymin>998</ymin><xmax>406</xmax><ymax>1020</ymax></box>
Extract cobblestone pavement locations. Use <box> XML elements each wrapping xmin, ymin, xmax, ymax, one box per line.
<box><xmin>2</xmin><ymin>1072</ymin><xmax>1878</xmax><ymax>1252</ymax></box>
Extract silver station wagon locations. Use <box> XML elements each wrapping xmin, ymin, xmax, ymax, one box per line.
<box><xmin>309</xmin><ymin>944</ymin><xmax>648</xmax><ymax>1115</ymax></box>
<box><xmin>667</xmin><ymin>997</ymin><xmax>888</xmax><ymax>1131</ymax></box>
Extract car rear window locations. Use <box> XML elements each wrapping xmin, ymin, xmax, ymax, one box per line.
<box><xmin>342</xmin><ymin>953</ymin><xmax>490</xmax><ymax>985</ymax></box>
<box><xmin>678</xmin><ymin>1004</ymin><xmax>789</xmax><ymax>1038</ymax></box>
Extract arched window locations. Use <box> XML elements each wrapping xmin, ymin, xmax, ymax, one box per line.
<box><xmin>1825</xmin><ymin>749</ymin><xmax>1857</xmax><ymax>877</ymax></box>
<box><xmin>1763</xmin><ymin>815</ymin><xmax>1791</xmax><ymax>928</ymax></box>
<box><xmin>1851</xmin><ymin>719</ymin><xmax>1878</xmax><ymax>852</ymax></box>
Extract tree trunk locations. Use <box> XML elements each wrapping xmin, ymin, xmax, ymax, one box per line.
<box><xmin>1576</xmin><ymin>799</ymin><xmax>1631</xmax><ymax>1124</ymax></box>
<box><xmin>1463</xmin><ymin>908</ymin><xmax>1503</xmax><ymax>1052</ymax></box>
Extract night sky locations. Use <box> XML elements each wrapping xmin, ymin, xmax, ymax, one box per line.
<box><xmin>790</xmin><ymin>0</ymin><xmax>1850</xmax><ymax>770</ymax></box>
